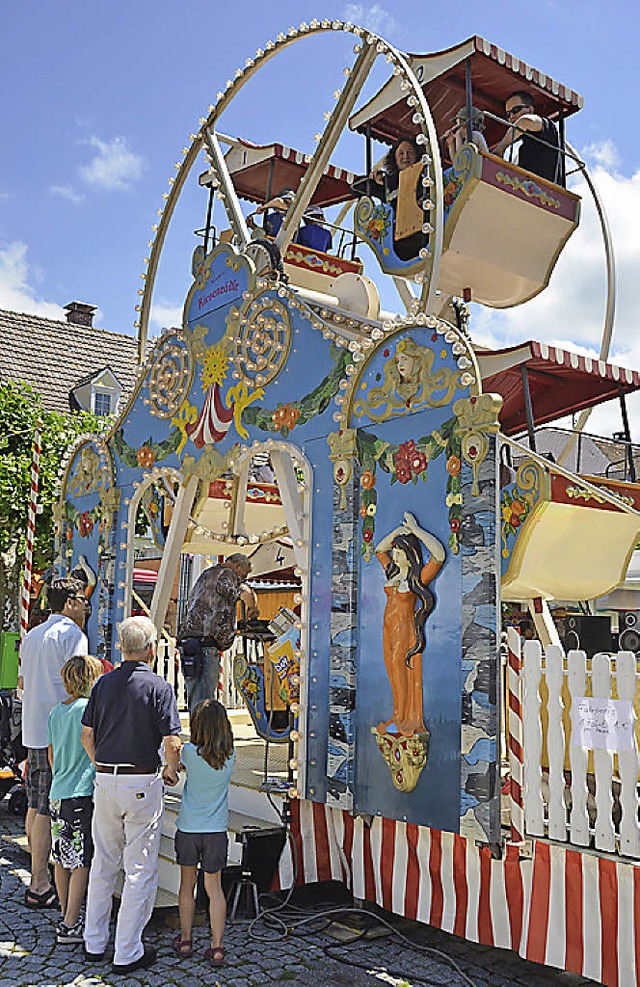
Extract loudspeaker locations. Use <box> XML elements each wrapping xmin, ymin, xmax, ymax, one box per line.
<box><xmin>223</xmin><ymin>826</ymin><xmax>287</xmax><ymax>892</ymax></box>
<box><xmin>618</xmin><ymin>611</ymin><xmax>640</xmax><ymax>653</ymax></box>
<box><xmin>556</xmin><ymin>614</ymin><xmax>614</xmax><ymax>658</ymax></box>
<box><xmin>223</xmin><ymin>825</ymin><xmax>287</xmax><ymax>921</ymax></box>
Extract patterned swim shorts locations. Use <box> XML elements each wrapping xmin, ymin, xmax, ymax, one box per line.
<box><xmin>26</xmin><ymin>748</ymin><xmax>52</xmax><ymax>815</ymax></box>
<box><xmin>50</xmin><ymin>796</ymin><xmax>94</xmax><ymax>869</ymax></box>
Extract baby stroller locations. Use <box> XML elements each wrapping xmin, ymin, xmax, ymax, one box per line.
<box><xmin>0</xmin><ymin>691</ymin><xmax>27</xmax><ymax>816</ymax></box>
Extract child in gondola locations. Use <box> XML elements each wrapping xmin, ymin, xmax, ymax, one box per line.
<box><xmin>171</xmin><ymin>699</ymin><xmax>235</xmax><ymax>968</ymax></box>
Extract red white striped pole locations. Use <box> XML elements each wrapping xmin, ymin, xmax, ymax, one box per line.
<box><xmin>20</xmin><ymin>424</ymin><xmax>42</xmax><ymax>643</ymax></box>
<box><xmin>507</xmin><ymin>625</ymin><xmax>525</xmax><ymax>843</ymax></box>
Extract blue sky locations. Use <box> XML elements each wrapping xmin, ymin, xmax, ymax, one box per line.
<box><xmin>2</xmin><ymin>1</ymin><xmax>640</xmax><ymax>435</ymax></box>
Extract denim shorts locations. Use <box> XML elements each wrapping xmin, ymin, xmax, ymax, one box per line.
<box><xmin>175</xmin><ymin>830</ymin><xmax>228</xmax><ymax>873</ymax></box>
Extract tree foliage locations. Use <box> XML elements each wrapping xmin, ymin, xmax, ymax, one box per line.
<box><xmin>0</xmin><ymin>380</ymin><xmax>107</xmax><ymax>629</ymax></box>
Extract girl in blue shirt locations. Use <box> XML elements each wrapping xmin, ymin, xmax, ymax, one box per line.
<box><xmin>172</xmin><ymin>698</ymin><xmax>235</xmax><ymax>967</ymax></box>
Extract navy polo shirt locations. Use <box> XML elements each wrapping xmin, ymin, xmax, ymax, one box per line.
<box><xmin>82</xmin><ymin>661</ymin><xmax>181</xmax><ymax>768</ymax></box>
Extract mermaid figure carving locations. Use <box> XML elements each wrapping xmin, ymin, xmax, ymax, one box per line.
<box><xmin>375</xmin><ymin>512</ymin><xmax>445</xmax><ymax>738</ymax></box>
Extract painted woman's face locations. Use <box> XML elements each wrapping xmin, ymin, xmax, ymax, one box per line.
<box><xmin>395</xmin><ymin>141</ymin><xmax>418</xmax><ymax>171</ymax></box>
<box><xmin>392</xmin><ymin>545</ymin><xmax>409</xmax><ymax>568</ymax></box>
<box><xmin>396</xmin><ymin>351</ymin><xmax>416</xmax><ymax>380</ymax></box>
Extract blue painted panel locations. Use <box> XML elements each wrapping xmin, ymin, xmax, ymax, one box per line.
<box><xmin>185</xmin><ymin>249</ymin><xmax>248</xmax><ymax>325</ymax></box>
<box><xmin>352</xmin><ymin>414</ymin><xmax>462</xmax><ymax>830</ymax></box>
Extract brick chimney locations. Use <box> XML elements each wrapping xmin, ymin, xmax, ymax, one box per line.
<box><xmin>64</xmin><ymin>301</ymin><xmax>97</xmax><ymax>327</ymax></box>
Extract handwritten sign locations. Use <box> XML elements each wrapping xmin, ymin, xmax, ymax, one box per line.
<box><xmin>571</xmin><ymin>697</ymin><xmax>635</xmax><ymax>751</ymax></box>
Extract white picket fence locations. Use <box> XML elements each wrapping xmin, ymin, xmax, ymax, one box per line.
<box><xmin>154</xmin><ymin>637</ymin><xmax>244</xmax><ymax>712</ymax></box>
<box><xmin>521</xmin><ymin>640</ymin><xmax>640</xmax><ymax>857</ymax></box>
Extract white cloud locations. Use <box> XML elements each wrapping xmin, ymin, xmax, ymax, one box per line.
<box><xmin>150</xmin><ymin>300</ymin><xmax>182</xmax><ymax>330</ymax></box>
<box><xmin>0</xmin><ymin>242</ymin><xmax>65</xmax><ymax>319</ymax></box>
<box><xmin>583</xmin><ymin>138</ymin><xmax>620</xmax><ymax>172</ymax></box>
<box><xmin>49</xmin><ymin>184</ymin><xmax>85</xmax><ymax>205</ymax></box>
<box><xmin>342</xmin><ymin>3</ymin><xmax>399</xmax><ymax>38</ymax></box>
<box><xmin>79</xmin><ymin>136</ymin><xmax>145</xmax><ymax>192</ymax></box>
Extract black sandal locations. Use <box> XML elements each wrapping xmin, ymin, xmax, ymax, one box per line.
<box><xmin>24</xmin><ymin>887</ymin><xmax>57</xmax><ymax>908</ymax></box>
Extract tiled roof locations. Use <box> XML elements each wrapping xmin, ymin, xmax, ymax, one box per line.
<box><xmin>0</xmin><ymin>308</ymin><xmax>140</xmax><ymax>414</ymax></box>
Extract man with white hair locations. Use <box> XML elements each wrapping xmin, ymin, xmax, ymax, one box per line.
<box><xmin>81</xmin><ymin>616</ymin><xmax>181</xmax><ymax>973</ymax></box>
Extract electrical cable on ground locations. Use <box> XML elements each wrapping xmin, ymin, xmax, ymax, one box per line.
<box><xmin>243</xmin><ymin>899</ymin><xmax>478</xmax><ymax>987</ymax></box>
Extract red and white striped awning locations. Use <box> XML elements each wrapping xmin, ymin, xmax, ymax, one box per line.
<box><xmin>201</xmin><ymin>139</ymin><xmax>356</xmax><ymax>207</ymax></box>
<box><xmin>478</xmin><ymin>340</ymin><xmax>640</xmax><ymax>436</ymax></box>
<box><xmin>462</xmin><ymin>36</ymin><xmax>582</xmax><ymax>108</ymax></box>
<box><xmin>350</xmin><ymin>35</ymin><xmax>583</xmax><ymax>151</ymax></box>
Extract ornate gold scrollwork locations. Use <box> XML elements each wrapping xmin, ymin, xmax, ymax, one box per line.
<box><xmin>227</xmin><ymin>292</ymin><xmax>292</xmax><ymax>389</ymax></box>
<box><xmin>495</xmin><ymin>171</ymin><xmax>561</xmax><ymax>209</ymax></box>
<box><xmin>148</xmin><ymin>333</ymin><xmax>194</xmax><ymax>419</ymax></box>
<box><xmin>327</xmin><ymin>428</ymin><xmax>358</xmax><ymax>508</ymax></box>
<box><xmin>371</xmin><ymin>728</ymin><xmax>429</xmax><ymax>793</ymax></box>
<box><xmin>453</xmin><ymin>393</ymin><xmax>503</xmax><ymax>496</ymax></box>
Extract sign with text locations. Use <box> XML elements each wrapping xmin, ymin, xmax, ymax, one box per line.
<box><xmin>571</xmin><ymin>697</ymin><xmax>635</xmax><ymax>751</ymax></box>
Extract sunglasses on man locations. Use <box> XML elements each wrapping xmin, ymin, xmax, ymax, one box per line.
<box><xmin>506</xmin><ymin>104</ymin><xmax>528</xmax><ymax>118</ymax></box>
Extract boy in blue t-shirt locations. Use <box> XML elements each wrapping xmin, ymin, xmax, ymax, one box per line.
<box><xmin>47</xmin><ymin>655</ymin><xmax>102</xmax><ymax>943</ymax></box>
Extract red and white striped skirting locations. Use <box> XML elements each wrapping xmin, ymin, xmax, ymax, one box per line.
<box><xmin>275</xmin><ymin>799</ymin><xmax>640</xmax><ymax>987</ymax></box>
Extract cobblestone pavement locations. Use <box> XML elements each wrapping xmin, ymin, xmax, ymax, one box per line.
<box><xmin>0</xmin><ymin>808</ymin><xmax>596</xmax><ymax>987</ymax></box>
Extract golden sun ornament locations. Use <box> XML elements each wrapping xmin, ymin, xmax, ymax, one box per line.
<box><xmin>201</xmin><ymin>340</ymin><xmax>229</xmax><ymax>389</ymax></box>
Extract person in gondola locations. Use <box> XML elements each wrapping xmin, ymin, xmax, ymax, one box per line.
<box><xmin>250</xmin><ymin>188</ymin><xmax>332</xmax><ymax>252</ymax></box>
<box><xmin>443</xmin><ymin>105</ymin><xmax>489</xmax><ymax>162</ymax></box>
<box><xmin>368</xmin><ymin>137</ymin><xmax>426</xmax><ymax>261</ymax></box>
<box><xmin>494</xmin><ymin>91</ymin><xmax>562</xmax><ymax>185</ymax></box>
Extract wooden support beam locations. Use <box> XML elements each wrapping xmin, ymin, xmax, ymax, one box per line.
<box><xmin>270</xmin><ymin>449</ymin><xmax>305</xmax><ymax>568</ymax></box>
<box><xmin>150</xmin><ymin>474</ymin><xmax>200</xmax><ymax>629</ymax></box>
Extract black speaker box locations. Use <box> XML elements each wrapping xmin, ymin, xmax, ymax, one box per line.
<box><xmin>223</xmin><ymin>825</ymin><xmax>287</xmax><ymax>893</ymax></box>
<box><xmin>618</xmin><ymin>611</ymin><xmax>640</xmax><ymax>653</ymax></box>
<box><xmin>556</xmin><ymin>614</ymin><xmax>614</xmax><ymax>658</ymax></box>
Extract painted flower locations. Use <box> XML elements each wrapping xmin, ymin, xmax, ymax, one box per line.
<box><xmin>410</xmin><ymin>451</ymin><xmax>428</xmax><ymax>474</ymax></box>
<box><xmin>511</xmin><ymin>500</ymin><xmax>527</xmax><ymax>517</ymax></box>
<box><xmin>66</xmin><ymin>526</ymin><xmax>73</xmax><ymax>541</ymax></box>
<box><xmin>363</xmin><ymin>528</ymin><xmax>373</xmax><ymax>543</ymax></box>
<box><xmin>395</xmin><ymin>463</ymin><xmax>412</xmax><ymax>484</ymax></box>
<box><xmin>501</xmin><ymin>502</ymin><xmax>513</xmax><ymax>523</ymax></box>
<box><xmin>272</xmin><ymin>403</ymin><xmax>301</xmax><ymax>431</ymax></box>
<box><xmin>509</xmin><ymin>513</ymin><xmax>522</xmax><ymax>528</ymax></box>
<box><xmin>446</xmin><ymin>492</ymin><xmax>463</xmax><ymax>508</ymax></box>
<box><xmin>136</xmin><ymin>445</ymin><xmax>155</xmax><ymax>468</ymax></box>
<box><xmin>396</xmin><ymin>439</ymin><xmax>417</xmax><ymax>463</ymax></box>
<box><xmin>450</xmin><ymin>517</ymin><xmax>461</xmax><ymax>533</ymax></box>
<box><xmin>78</xmin><ymin>511</ymin><xmax>93</xmax><ymax>537</ymax></box>
<box><xmin>360</xmin><ymin>503</ymin><xmax>367</xmax><ymax>518</ymax></box>
<box><xmin>446</xmin><ymin>455</ymin><xmax>461</xmax><ymax>476</ymax></box>
<box><xmin>360</xmin><ymin>470</ymin><xmax>376</xmax><ymax>490</ymax></box>
<box><xmin>366</xmin><ymin>503</ymin><xmax>377</xmax><ymax>517</ymax></box>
